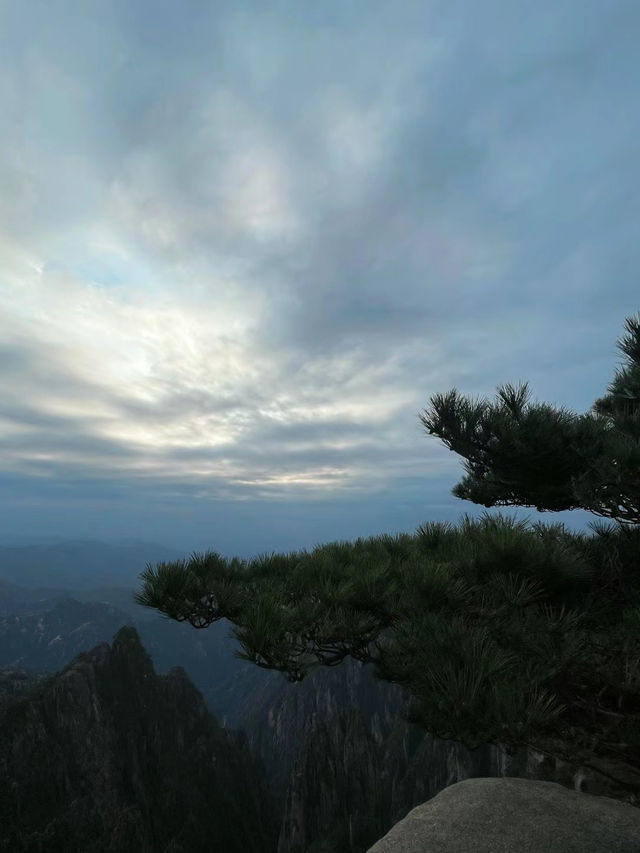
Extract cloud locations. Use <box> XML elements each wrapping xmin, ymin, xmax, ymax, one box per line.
<box><xmin>0</xmin><ymin>0</ymin><xmax>638</xmax><ymax>546</ymax></box>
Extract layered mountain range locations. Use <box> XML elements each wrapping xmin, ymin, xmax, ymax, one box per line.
<box><xmin>1</xmin><ymin>543</ymin><xmax>638</xmax><ymax>852</ymax></box>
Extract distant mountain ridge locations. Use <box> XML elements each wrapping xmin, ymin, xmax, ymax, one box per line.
<box><xmin>0</xmin><ymin>592</ymin><xmax>244</xmax><ymax>712</ymax></box>
<box><xmin>0</xmin><ymin>577</ymin><xmax>160</xmax><ymax>622</ymax></box>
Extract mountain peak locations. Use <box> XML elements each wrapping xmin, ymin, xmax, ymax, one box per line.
<box><xmin>112</xmin><ymin>624</ymin><xmax>143</xmax><ymax>651</ymax></box>
<box><xmin>108</xmin><ymin>624</ymin><xmax>156</xmax><ymax>682</ymax></box>
<box><xmin>0</xmin><ymin>627</ymin><xmax>278</xmax><ymax>851</ymax></box>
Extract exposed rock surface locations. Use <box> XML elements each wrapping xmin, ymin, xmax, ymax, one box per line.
<box><xmin>0</xmin><ymin>626</ymin><xmax>277</xmax><ymax>852</ymax></box>
<box><xmin>365</xmin><ymin>777</ymin><xmax>640</xmax><ymax>853</ymax></box>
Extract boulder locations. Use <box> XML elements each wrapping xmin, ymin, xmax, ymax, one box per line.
<box><xmin>366</xmin><ymin>777</ymin><xmax>640</xmax><ymax>853</ymax></box>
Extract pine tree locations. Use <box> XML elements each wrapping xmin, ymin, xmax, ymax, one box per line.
<box><xmin>419</xmin><ymin>314</ymin><xmax>640</xmax><ymax>526</ymax></box>
<box><xmin>136</xmin><ymin>314</ymin><xmax>640</xmax><ymax>789</ymax></box>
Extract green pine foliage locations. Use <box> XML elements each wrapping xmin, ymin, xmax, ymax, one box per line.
<box><xmin>136</xmin><ymin>313</ymin><xmax>640</xmax><ymax>773</ymax></box>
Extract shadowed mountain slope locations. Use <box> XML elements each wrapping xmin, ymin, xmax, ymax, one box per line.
<box><xmin>0</xmin><ymin>626</ymin><xmax>278</xmax><ymax>853</ymax></box>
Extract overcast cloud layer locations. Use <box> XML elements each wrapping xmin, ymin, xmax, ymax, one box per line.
<box><xmin>0</xmin><ymin>1</ymin><xmax>638</xmax><ymax>554</ymax></box>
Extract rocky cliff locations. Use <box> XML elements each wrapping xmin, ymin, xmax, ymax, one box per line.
<box><xmin>0</xmin><ymin>626</ymin><xmax>278</xmax><ymax>852</ymax></box>
<box><xmin>366</xmin><ymin>778</ymin><xmax>640</xmax><ymax>853</ymax></box>
<box><xmin>0</xmin><ymin>666</ymin><xmax>48</xmax><ymax>713</ymax></box>
<box><xmin>233</xmin><ymin>655</ymin><xmax>640</xmax><ymax>853</ymax></box>
<box><xmin>3</xmin><ymin>589</ymin><xmax>638</xmax><ymax>853</ymax></box>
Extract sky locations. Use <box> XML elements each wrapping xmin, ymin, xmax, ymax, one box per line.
<box><xmin>0</xmin><ymin>0</ymin><xmax>638</xmax><ymax>557</ymax></box>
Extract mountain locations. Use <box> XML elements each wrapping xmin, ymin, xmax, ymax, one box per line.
<box><xmin>0</xmin><ymin>592</ymin><xmax>250</xmax><ymax>712</ymax></box>
<box><xmin>2</xmin><ymin>568</ymin><xmax>638</xmax><ymax>852</ymax></box>
<box><xmin>0</xmin><ymin>626</ymin><xmax>278</xmax><ymax>852</ymax></box>
<box><xmin>0</xmin><ymin>540</ymin><xmax>182</xmax><ymax>590</ymax></box>
<box><xmin>366</xmin><ymin>778</ymin><xmax>640</xmax><ymax>853</ymax></box>
<box><xmin>0</xmin><ymin>597</ymin><xmax>140</xmax><ymax>672</ymax></box>
<box><xmin>0</xmin><ymin>574</ymin><xmax>178</xmax><ymax>623</ymax></box>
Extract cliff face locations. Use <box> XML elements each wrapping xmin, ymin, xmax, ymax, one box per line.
<box><xmin>0</xmin><ymin>626</ymin><xmax>278</xmax><ymax>853</ymax></box>
<box><xmin>0</xmin><ymin>667</ymin><xmax>48</xmax><ymax>713</ymax></box>
<box><xmin>233</xmin><ymin>656</ymin><xmax>640</xmax><ymax>853</ymax></box>
<box><xmin>236</xmin><ymin>658</ymin><xmax>471</xmax><ymax>853</ymax></box>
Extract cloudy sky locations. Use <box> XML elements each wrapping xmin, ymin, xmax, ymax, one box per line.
<box><xmin>0</xmin><ymin>0</ymin><xmax>638</xmax><ymax>556</ymax></box>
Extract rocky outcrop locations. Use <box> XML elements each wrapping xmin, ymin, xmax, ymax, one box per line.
<box><xmin>366</xmin><ymin>777</ymin><xmax>640</xmax><ymax>853</ymax></box>
<box><xmin>0</xmin><ymin>626</ymin><xmax>277</xmax><ymax>852</ymax></box>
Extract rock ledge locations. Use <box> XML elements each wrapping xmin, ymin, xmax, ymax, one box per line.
<box><xmin>366</xmin><ymin>776</ymin><xmax>640</xmax><ymax>853</ymax></box>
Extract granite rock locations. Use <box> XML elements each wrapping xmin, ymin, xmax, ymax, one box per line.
<box><xmin>366</xmin><ymin>777</ymin><xmax>640</xmax><ymax>853</ymax></box>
